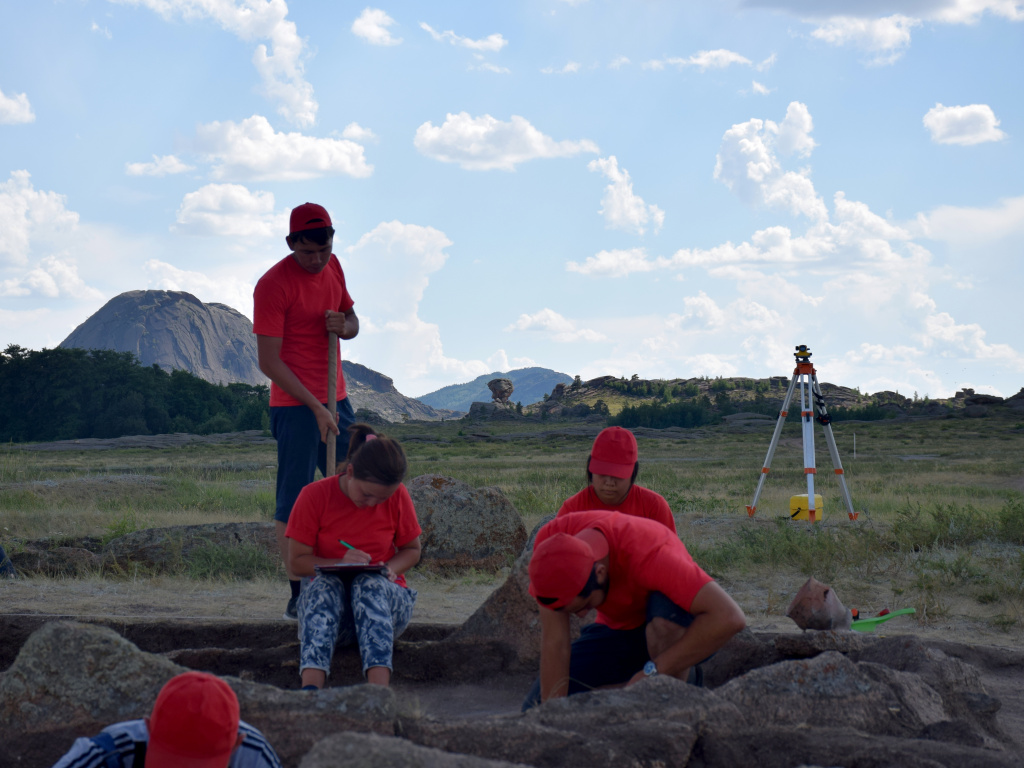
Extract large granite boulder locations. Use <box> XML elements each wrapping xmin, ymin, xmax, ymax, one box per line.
<box><xmin>408</xmin><ymin>475</ymin><xmax>527</xmax><ymax>573</ymax></box>
<box><xmin>0</xmin><ymin>622</ymin><xmax>396</xmax><ymax>768</ymax></box>
<box><xmin>300</xmin><ymin>732</ymin><xmax>530</xmax><ymax>768</ymax></box>
<box><xmin>102</xmin><ymin>521</ymin><xmax>276</xmax><ymax>572</ymax></box>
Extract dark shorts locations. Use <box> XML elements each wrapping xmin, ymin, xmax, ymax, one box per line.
<box><xmin>521</xmin><ymin>592</ymin><xmax>699</xmax><ymax>711</ymax></box>
<box><xmin>271</xmin><ymin>398</ymin><xmax>355</xmax><ymax>524</ymax></box>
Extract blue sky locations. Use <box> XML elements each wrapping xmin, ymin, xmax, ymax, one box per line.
<box><xmin>1</xmin><ymin>0</ymin><xmax>1022</xmax><ymax>399</ymax></box>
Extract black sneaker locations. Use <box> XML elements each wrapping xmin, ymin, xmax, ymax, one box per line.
<box><xmin>283</xmin><ymin>596</ymin><xmax>298</xmax><ymax>621</ymax></box>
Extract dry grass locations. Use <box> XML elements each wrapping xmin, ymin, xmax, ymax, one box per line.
<box><xmin>2</xmin><ymin>410</ymin><xmax>1023</xmax><ymax>639</ymax></box>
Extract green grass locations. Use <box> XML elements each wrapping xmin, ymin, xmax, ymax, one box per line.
<box><xmin>2</xmin><ymin>411</ymin><xmax>1022</xmax><ymax>631</ymax></box>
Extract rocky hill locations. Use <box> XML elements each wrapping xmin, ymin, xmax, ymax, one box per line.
<box><xmin>61</xmin><ymin>290</ymin><xmax>265</xmax><ymax>386</ymax></box>
<box><xmin>60</xmin><ymin>290</ymin><xmax>457</xmax><ymax>423</ymax></box>
<box><xmin>417</xmin><ymin>366</ymin><xmax>573</xmax><ymax>412</ymax></box>
<box><xmin>342</xmin><ymin>361</ymin><xmax>460</xmax><ymax>423</ymax></box>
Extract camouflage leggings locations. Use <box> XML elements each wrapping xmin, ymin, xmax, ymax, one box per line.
<box><xmin>297</xmin><ymin>572</ymin><xmax>417</xmax><ymax>678</ymax></box>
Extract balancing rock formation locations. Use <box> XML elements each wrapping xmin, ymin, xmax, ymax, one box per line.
<box><xmin>488</xmin><ymin>378</ymin><xmax>514</xmax><ymax>403</ymax></box>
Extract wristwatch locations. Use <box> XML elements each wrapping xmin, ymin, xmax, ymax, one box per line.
<box><xmin>643</xmin><ymin>660</ymin><xmax>658</xmax><ymax>677</ymax></box>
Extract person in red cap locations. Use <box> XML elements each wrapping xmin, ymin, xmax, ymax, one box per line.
<box><xmin>523</xmin><ymin>510</ymin><xmax>746</xmax><ymax>709</ymax></box>
<box><xmin>558</xmin><ymin>426</ymin><xmax>676</xmax><ymax>532</ymax></box>
<box><xmin>253</xmin><ymin>202</ymin><xmax>360</xmax><ymax>620</ymax></box>
<box><xmin>52</xmin><ymin>670</ymin><xmax>282</xmax><ymax>767</ymax></box>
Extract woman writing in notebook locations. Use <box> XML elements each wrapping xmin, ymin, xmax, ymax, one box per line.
<box><xmin>285</xmin><ymin>423</ymin><xmax>421</xmax><ymax>690</ymax></box>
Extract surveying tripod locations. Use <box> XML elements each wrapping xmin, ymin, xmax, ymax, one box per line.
<box><xmin>746</xmin><ymin>345</ymin><xmax>858</xmax><ymax>521</ymax></box>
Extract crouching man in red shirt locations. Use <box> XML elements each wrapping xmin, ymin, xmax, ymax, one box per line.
<box><xmin>523</xmin><ymin>510</ymin><xmax>746</xmax><ymax>709</ymax></box>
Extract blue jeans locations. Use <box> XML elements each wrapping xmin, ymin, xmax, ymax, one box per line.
<box><xmin>271</xmin><ymin>398</ymin><xmax>355</xmax><ymax>523</ymax></box>
<box><xmin>298</xmin><ymin>572</ymin><xmax>417</xmax><ymax>678</ymax></box>
<box><xmin>521</xmin><ymin>592</ymin><xmax>699</xmax><ymax>710</ymax></box>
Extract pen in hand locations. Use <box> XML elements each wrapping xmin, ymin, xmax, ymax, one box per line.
<box><xmin>338</xmin><ymin>539</ymin><xmax>371</xmax><ymax>564</ymax></box>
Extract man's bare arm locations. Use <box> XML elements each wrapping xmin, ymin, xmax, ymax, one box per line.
<box><xmin>632</xmin><ymin>581</ymin><xmax>746</xmax><ymax>684</ymax></box>
<box><xmin>538</xmin><ymin>606</ymin><xmax>573</xmax><ymax>702</ymax></box>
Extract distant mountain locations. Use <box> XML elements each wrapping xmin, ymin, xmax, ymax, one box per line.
<box><xmin>416</xmin><ymin>367</ymin><xmax>574</xmax><ymax>412</ymax></box>
<box><xmin>60</xmin><ymin>290</ymin><xmax>457</xmax><ymax>422</ymax></box>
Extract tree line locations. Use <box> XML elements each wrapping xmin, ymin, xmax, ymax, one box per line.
<box><xmin>0</xmin><ymin>345</ymin><xmax>269</xmax><ymax>443</ymax></box>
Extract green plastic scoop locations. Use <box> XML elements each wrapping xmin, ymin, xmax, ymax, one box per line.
<box><xmin>850</xmin><ymin>607</ymin><xmax>916</xmax><ymax>632</ymax></box>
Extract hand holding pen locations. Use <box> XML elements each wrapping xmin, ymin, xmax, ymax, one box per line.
<box><xmin>338</xmin><ymin>539</ymin><xmax>372</xmax><ymax>564</ymax></box>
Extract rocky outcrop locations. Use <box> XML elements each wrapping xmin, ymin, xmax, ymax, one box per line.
<box><xmin>1</xmin><ymin>619</ymin><xmax>1021</xmax><ymax>768</ymax></box>
<box><xmin>61</xmin><ymin>290</ymin><xmax>266</xmax><ymax>386</ymax></box>
<box><xmin>407</xmin><ymin>475</ymin><xmax>527</xmax><ymax>573</ymax></box>
<box><xmin>0</xmin><ymin>622</ymin><xmax>397</xmax><ymax>768</ymax></box>
<box><xmin>343</xmin><ymin>361</ymin><xmax>460</xmax><ymax>423</ymax></box>
<box><xmin>488</xmin><ymin>378</ymin><xmax>514</xmax><ymax>403</ymax></box>
<box><xmin>417</xmin><ymin>368</ymin><xmax>573</xmax><ymax>413</ymax></box>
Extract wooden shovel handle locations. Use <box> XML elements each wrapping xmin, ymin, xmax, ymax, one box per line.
<box><xmin>326</xmin><ymin>332</ymin><xmax>338</xmax><ymax>476</ymax></box>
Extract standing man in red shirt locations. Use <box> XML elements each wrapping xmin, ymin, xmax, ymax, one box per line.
<box><xmin>524</xmin><ymin>510</ymin><xmax>746</xmax><ymax>708</ymax></box>
<box><xmin>253</xmin><ymin>202</ymin><xmax>359</xmax><ymax>620</ymax></box>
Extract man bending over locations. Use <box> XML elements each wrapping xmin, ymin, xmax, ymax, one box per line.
<box><xmin>524</xmin><ymin>509</ymin><xmax>746</xmax><ymax>708</ymax></box>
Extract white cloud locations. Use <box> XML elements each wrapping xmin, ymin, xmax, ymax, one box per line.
<box><xmin>125</xmin><ymin>154</ymin><xmax>195</xmax><ymax>176</ymax></box>
<box><xmin>567</xmin><ymin>247</ymin><xmax>666</xmax><ymax>277</ymax></box>
<box><xmin>914</xmin><ymin>195</ymin><xmax>1024</xmax><ymax>245</ymax></box>
<box><xmin>414</xmin><ymin>112</ymin><xmax>599</xmax><ymax>171</ymax></box>
<box><xmin>474</xmin><ymin>62</ymin><xmax>511</xmax><ymax>74</ymax></box>
<box><xmin>111</xmin><ymin>0</ymin><xmax>317</xmax><ymax>126</ymax></box>
<box><xmin>751</xmin><ymin>80</ymin><xmax>773</xmax><ymax>95</ymax></box>
<box><xmin>420</xmin><ymin>22</ymin><xmax>507</xmax><ymax>52</ymax></box>
<box><xmin>352</xmin><ymin>8</ymin><xmax>402</xmax><ymax>46</ymax></box>
<box><xmin>90</xmin><ymin>21</ymin><xmax>112</xmax><ymax>39</ymax></box>
<box><xmin>341</xmin><ymin>220</ymin><xmax>506</xmax><ymax>391</ymax></box>
<box><xmin>0</xmin><ymin>88</ymin><xmax>35</xmax><ymax>124</ymax></box>
<box><xmin>714</xmin><ymin>102</ymin><xmax>826</xmax><ymax>220</ymax></box>
<box><xmin>746</xmin><ymin>2</ymin><xmax>1022</xmax><ymax>66</ymax></box>
<box><xmin>0</xmin><ymin>171</ymin><xmax>79</xmax><ymax>267</ymax></box>
<box><xmin>194</xmin><ymin>115</ymin><xmax>372</xmax><ymax>181</ymax></box>
<box><xmin>0</xmin><ymin>256</ymin><xmax>104</xmax><ymax>300</ymax></box>
<box><xmin>587</xmin><ymin>156</ymin><xmax>665</xmax><ymax>236</ymax></box>
<box><xmin>923</xmin><ymin>311</ymin><xmax>1023</xmax><ymax>367</ymax></box>
<box><xmin>609</xmin><ymin>56</ymin><xmax>630</xmax><ymax>69</ymax></box>
<box><xmin>506</xmin><ymin>309</ymin><xmax>607</xmax><ymax>343</ymax></box>
<box><xmin>172</xmin><ymin>183</ymin><xmax>286</xmax><ymax>237</ymax></box>
<box><xmin>923</xmin><ymin>103</ymin><xmax>1007</xmax><ymax>145</ymax></box>
<box><xmin>541</xmin><ymin>61</ymin><xmax>581</xmax><ymax>74</ymax></box>
<box><xmin>644</xmin><ymin>49</ymin><xmax>753</xmax><ymax>71</ymax></box>
<box><xmin>341</xmin><ymin>122</ymin><xmax>378</xmax><ymax>142</ymax></box>
<box><xmin>775</xmin><ymin>101</ymin><xmax>817</xmax><ymax>157</ymax></box>
<box><xmin>810</xmin><ymin>15</ymin><xmax>921</xmax><ymax>64</ymax></box>
<box><xmin>757</xmin><ymin>53</ymin><xmax>777</xmax><ymax>71</ymax></box>
<box><xmin>145</xmin><ymin>259</ymin><xmax>256</xmax><ymax>317</ymax></box>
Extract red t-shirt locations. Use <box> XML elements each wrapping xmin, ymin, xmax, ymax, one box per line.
<box><xmin>534</xmin><ymin>510</ymin><xmax>712</xmax><ymax>630</ymax></box>
<box><xmin>285</xmin><ymin>476</ymin><xmax>421</xmax><ymax>588</ymax></box>
<box><xmin>252</xmin><ymin>254</ymin><xmax>354</xmax><ymax>407</ymax></box>
<box><xmin>557</xmin><ymin>485</ymin><xmax>676</xmax><ymax>534</ymax></box>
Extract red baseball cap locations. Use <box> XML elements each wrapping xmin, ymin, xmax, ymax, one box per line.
<box><xmin>147</xmin><ymin>671</ymin><xmax>240</xmax><ymax>768</ymax></box>
<box><xmin>289</xmin><ymin>202</ymin><xmax>332</xmax><ymax>234</ymax></box>
<box><xmin>588</xmin><ymin>427</ymin><xmax>637</xmax><ymax>479</ymax></box>
<box><xmin>528</xmin><ymin>529</ymin><xmax>609</xmax><ymax>610</ymax></box>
